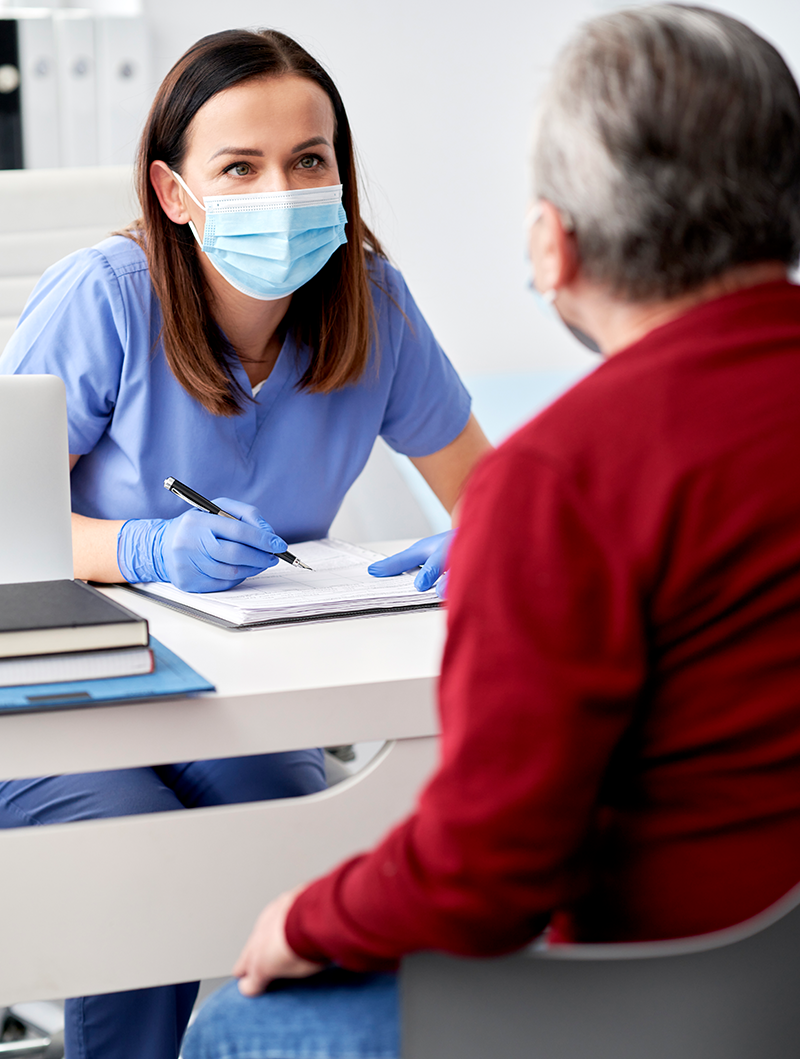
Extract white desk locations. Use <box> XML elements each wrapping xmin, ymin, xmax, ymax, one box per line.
<box><xmin>0</xmin><ymin>545</ymin><xmax>444</xmax><ymax>1005</ymax></box>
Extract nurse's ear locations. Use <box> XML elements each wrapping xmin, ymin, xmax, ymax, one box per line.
<box><xmin>150</xmin><ymin>161</ymin><xmax>192</xmax><ymax>225</ymax></box>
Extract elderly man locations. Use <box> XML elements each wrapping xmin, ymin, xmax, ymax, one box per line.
<box><xmin>184</xmin><ymin>6</ymin><xmax>800</xmax><ymax>1056</ymax></box>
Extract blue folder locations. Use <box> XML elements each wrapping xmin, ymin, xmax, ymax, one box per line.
<box><xmin>0</xmin><ymin>636</ymin><xmax>214</xmax><ymax>712</ymax></box>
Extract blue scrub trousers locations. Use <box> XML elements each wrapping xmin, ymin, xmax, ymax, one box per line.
<box><xmin>0</xmin><ymin>749</ymin><xmax>326</xmax><ymax>1059</ymax></box>
<box><xmin>182</xmin><ymin>970</ymin><xmax>399</xmax><ymax>1059</ymax></box>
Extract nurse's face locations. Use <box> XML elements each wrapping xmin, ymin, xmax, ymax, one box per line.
<box><xmin>153</xmin><ymin>74</ymin><xmax>340</xmax><ymax>241</ymax></box>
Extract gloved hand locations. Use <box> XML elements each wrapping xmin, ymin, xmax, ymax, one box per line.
<box><xmin>117</xmin><ymin>498</ymin><xmax>287</xmax><ymax>593</ymax></box>
<box><xmin>367</xmin><ymin>530</ymin><xmax>454</xmax><ymax>599</ymax></box>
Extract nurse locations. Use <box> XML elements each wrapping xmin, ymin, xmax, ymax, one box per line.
<box><xmin>0</xmin><ymin>26</ymin><xmax>490</xmax><ymax>1059</ymax></box>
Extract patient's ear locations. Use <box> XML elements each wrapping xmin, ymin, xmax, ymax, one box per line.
<box><xmin>529</xmin><ymin>199</ymin><xmax>580</xmax><ymax>293</ymax></box>
<box><xmin>150</xmin><ymin>161</ymin><xmax>191</xmax><ymax>225</ymax></box>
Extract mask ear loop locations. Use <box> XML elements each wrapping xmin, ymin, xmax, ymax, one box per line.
<box><xmin>525</xmin><ymin>202</ymin><xmax>557</xmax><ymax>304</ymax></box>
<box><xmin>170</xmin><ymin>169</ymin><xmax>206</xmax><ymax>249</ymax></box>
<box><xmin>525</xmin><ymin>200</ymin><xmax>570</xmax><ymax>306</ymax></box>
<box><xmin>524</xmin><ymin>203</ymin><xmax>543</xmax><ymax>230</ymax></box>
<box><xmin>170</xmin><ymin>169</ymin><xmax>206</xmax><ymax>211</ymax></box>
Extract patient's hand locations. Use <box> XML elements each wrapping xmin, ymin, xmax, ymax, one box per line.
<box><xmin>234</xmin><ymin>888</ymin><xmax>323</xmax><ymax>995</ymax></box>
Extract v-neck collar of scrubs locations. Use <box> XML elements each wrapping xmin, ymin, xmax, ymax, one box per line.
<box><xmin>230</xmin><ymin>332</ymin><xmax>297</xmax><ymax>458</ymax></box>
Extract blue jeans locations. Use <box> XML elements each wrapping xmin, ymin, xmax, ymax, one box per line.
<box><xmin>182</xmin><ymin>971</ymin><xmax>399</xmax><ymax>1059</ymax></box>
<box><xmin>0</xmin><ymin>749</ymin><xmax>326</xmax><ymax>1059</ymax></box>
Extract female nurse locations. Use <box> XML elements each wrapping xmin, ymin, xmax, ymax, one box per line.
<box><xmin>0</xmin><ymin>27</ymin><xmax>491</xmax><ymax>1059</ymax></box>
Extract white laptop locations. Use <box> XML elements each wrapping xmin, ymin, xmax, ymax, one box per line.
<box><xmin>0</xmin><ymin>374</ymin><xmax>73</xmax><ymax>584</ymax></box>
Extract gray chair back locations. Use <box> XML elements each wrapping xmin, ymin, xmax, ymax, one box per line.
<box><xmin>402</xmin><ymin>881</ymin><xmax>800</xmax><ymax>1059</ymax></box>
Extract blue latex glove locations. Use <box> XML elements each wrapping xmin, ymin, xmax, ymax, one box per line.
<box><xmin>117</xmin><ymin>497</ymin><xmax>287</xmax><ymax>593</ymax></box>
<box><xmin>367</xmin><ymin>530</ymin><xmax>454</xmax><ymax>599</ymax></box>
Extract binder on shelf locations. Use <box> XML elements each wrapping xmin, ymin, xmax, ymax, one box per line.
<box><xmin>0</xmin><ymin>14</ymin><xmax>24</xmax><ymax>169</ymax></box>
<box><xmin>53</xmin><ymin>8</ymin><xmax>97</xmax><ymax>167</ymax></box>
<box><xmin>15</xmin><ymin>9</ymin><xmax>59</xmax><ymax>169</ymax></box>
<box><xmin>0</xmin><ymin>10</ymin><xmax>62</xmax><ymax>170</ymax></box>
<box><xmin>95</xmin><ymin>14</ymin><xmax>149</xmax><ymax>166</ymax></box>
<box><xmin>0</xmin><ymin>10</ymin><xmax>152</xmax><ymax>170</ymax></box>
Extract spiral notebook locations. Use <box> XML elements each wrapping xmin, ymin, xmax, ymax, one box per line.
<box><xmin>123</xmin><ymin>539</ymin><xmax>440</xmax><ymax>630</ymax></box>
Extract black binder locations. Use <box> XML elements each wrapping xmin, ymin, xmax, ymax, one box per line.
<box><xmin>0</xmin><ymin>18</ymin><xmax>23</xmax><ymax>169</ymax></box>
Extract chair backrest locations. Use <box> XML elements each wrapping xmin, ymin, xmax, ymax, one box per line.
<box><xmin>401</xmin><ymin>881</ymin><xmax>800</xmax><ymax>1059</ymax></box>
<box><xmin>0</xmin><ymin>165</ymin><xmax>137</xmax><ymax>356</ymax></box>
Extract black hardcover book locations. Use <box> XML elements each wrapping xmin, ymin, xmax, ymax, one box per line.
<box><xmin>0</xmin><ymin>19</ymin><xmax>23</xmax><ymax>170</ymax></box>
<box><xmin>0</xmin><ymin>580</ymin><xmax>149</xmax><ymax>659</ymax></box>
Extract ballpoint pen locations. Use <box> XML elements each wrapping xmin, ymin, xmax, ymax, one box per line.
<box><xmin>163</xmin><ymin>476</ymin><xmax>313</xmax><ymax>570</ymax></box>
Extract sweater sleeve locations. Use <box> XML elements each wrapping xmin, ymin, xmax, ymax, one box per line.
<box><xmin>285</xmin><ymin>441</ymin><xmax>648</xmax><ymax>969</ymax></box>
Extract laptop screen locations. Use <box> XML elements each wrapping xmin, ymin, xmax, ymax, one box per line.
<box><xmin>0</xmin><ymin>374</ymin><xmax>73</xmax><ymax>583</ymax></box>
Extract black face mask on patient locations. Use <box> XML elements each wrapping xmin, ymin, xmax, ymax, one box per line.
<box><xmin>565</xmin><ymin>323</ymin><xmax>602</xmax><ymax>353</ymax></box>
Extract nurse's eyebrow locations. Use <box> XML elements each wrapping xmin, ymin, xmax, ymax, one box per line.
<box><xmin>208</xmin><ymin>138</ymin><xmax>331</xmax><ymax>162</ymax></box>
<box><xmin>208</xmin><ymin>146</ymin><xmax>265</xmax><ymax>161</ymax></box>
<box><xmin>291</xmin><ymin>137</ymin><xmax>331</xmax><ymax>152</ymax></box>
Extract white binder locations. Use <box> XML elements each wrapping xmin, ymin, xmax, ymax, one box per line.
<box><xmin>53</xmin><ymin>9</ymin><xmax>97</xmax><ymax>168</ymax></box>
<box><xmin>95</xmin><ymin>15</ymin><xmax>149</xmax><ymax>166</ymax></box>
<box><xmin>19</xmin><ymin>11</ymin><xmax>60</xmax><ymax>169</ymax></box>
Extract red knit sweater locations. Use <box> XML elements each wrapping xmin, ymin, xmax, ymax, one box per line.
<box><xmin>287</xmin><ymin>280</ymin><xmax>800</xmax><ymax>970</ymax></box>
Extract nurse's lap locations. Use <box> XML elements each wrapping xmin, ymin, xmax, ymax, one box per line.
<box><xmin>0</xmin><ymin>750</ymin><xmax>327</xmax><ymax>826</ymax></box>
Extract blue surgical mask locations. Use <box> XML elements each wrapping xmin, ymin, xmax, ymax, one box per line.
<box><xmin>172</xmin><ymin>171</ymin><xmax>347</xmax><ymax>301</ymax></box>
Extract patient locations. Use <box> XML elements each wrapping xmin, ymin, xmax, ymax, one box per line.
<box><xmin>184</xmin><ymin>6</ymin><xmax>800</xmax><ymax>1055</ymax></box>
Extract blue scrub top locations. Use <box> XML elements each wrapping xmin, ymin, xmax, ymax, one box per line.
<box><xmin>1</xmin><ymin>237</ymin><xmax>471</xmax><ymax>543</ymax></box>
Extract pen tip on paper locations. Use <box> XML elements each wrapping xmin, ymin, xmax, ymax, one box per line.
<box><xmin>294</xmin><ymin>559</ymin><xmax>313</xmax><ymax>571</ymax></box>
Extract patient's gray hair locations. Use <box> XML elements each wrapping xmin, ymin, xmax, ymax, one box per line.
<box><xmin>533</xmin><ymin>4</ymin><xmax>800</xmax><ymax>300</ymax></box>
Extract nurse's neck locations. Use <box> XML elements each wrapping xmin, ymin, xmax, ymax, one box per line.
<box><xmin>204</xmin><ymin>259</ymin><xmax>291</xmax><ymax>389</ymax></box>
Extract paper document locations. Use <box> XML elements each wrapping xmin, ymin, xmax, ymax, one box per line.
<box><xmin>129</xmin><ymin>539</ymin><xmax>438</xmax><ymax>628</ymax></box>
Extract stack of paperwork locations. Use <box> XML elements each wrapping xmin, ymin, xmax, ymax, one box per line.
<box><xmin>128</xmin><ymin>539</ymin><xmax>439</xmax><ymax>629</ymax></box>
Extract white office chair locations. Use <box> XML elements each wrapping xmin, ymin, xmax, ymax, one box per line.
<box><xmin>401</xmin><ymin>880</ymin><xmax>800</xmax><ymax>1059</ymax></box>
<box><xmin>0</xmin><ymin>165</ymin><xmax>138</xmax><ymax>357</ymax></box>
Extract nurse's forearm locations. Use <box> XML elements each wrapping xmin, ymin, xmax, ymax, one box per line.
<box><xmin>71</xmin><ymin>512</ymin><xmax>127</xmax><ymax>583</ymax></box>
<box><xmin>410</xmin><ymin>414</ymin><xmax>493</xmax><ymax>516</ymax></box>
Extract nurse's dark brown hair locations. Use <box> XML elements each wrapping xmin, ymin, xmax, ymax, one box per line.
<box><xmin>128</xmin><ymin>28</ymin><xmax>385</xmax><ymax>416</ymax></box>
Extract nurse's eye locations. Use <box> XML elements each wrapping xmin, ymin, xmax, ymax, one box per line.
<box><xmin>296</xmin><ymin>155</ymin><xmax>322</xmax><ymax>170</ymax></box>
<box><xmin>223</xmin><ymin>162</ymin><xmax>252</xmax><ymax>177</ymax></box>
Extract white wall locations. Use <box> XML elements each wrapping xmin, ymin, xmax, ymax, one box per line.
<box><xmin>132</xmin><ymin>0</ymin><xmax>800</xmax><ymax>380</ymax></box>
